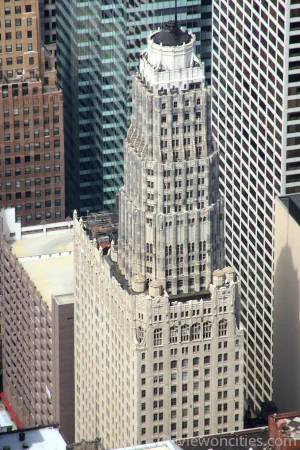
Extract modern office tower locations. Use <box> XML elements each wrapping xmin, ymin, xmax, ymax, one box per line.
<box><xmin>273</xmin><ymin>194</ymin><xmax>300</xmax><ymax>413</ymax></box>
<box><xmin>0</xmin><ymin>209</ymin><xmax>75</xmax><ymax>441</ymax></box>
<box><xmin>56</xmin><ymin>0</ymin><xmax>127</xmax><ymax>216</ymax></box>
<box><xmin>0</xmin><ymin>0</ymin><xmax>65</xmax><ymax>225</ymax></box>
<box><xmin>211</xmin><ymin>0</ymin><xmax>300</xmax><ymax>411</ymax></box>
<box><xmin>74</xmin><ymin>24</ymin><xmax>243</xmax><ymax>447</ymax></box>
<box><xmin>56</xmin><ymin>1</ymin><xmax>212</xmax><ymax>216</ymax></box>
<box><xmin>39</xmin><ymin>0</ymin><xmax>57</xmax><ymax>64</ymax></box>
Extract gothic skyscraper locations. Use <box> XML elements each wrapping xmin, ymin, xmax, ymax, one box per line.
<box><xmin>74</xmin><ymin>22</ymin><xmax>243</xmax><ymax>447</ymax></box>
<box><xmin>118</xmin><ymin>20</ymin><xmax>223</xmax><ymax>293</ymax></box>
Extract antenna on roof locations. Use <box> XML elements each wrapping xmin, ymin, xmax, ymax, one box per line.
<box><xmin>175</xmin><ymin>0</ymin><xmax>178</xmax><ymax>24</ymax></box>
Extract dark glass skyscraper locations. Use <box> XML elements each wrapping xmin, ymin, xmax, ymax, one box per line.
<box><xmin>57</xmin><ymin>0</ymin><xmax>212</xmax><ymax>214</ymax></box>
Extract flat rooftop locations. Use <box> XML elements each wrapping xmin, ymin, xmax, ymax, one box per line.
<box><xmin>278</xmin><ymin>193</ymin><xmax>300</xmax><ymax>227</ymax></box>
<box><xmin>10</xmin><ymin>233</ymin><xmax>74</xmax><ymax>308</ymax></box>
<box><xmin>10</xmin><ymin>233</ymin><xmax>73</xmax><ymax>259</ymax></box>
<box><xmin>53</xmin><ymin>293</ymin><xmax>74</xmax><ymax>305</ymax></box>
<box><xmin>0</xmin><ymin>425</ymin><xmax>66</xmax><ymax>450</ymax></box>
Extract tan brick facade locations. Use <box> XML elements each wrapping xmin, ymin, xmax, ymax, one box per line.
<box><xmin>0</xmin><ymin>0</ymin><xmax>65</xmax><ymax>224</ymax></box>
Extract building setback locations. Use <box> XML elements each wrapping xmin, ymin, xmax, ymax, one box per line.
<box><xmin>0</xmin><ymin>0</ymin><xmax>65</xmax><ymax>225</ymax></box>
<box><xmin>56</xmin><ymin>1</ymin><xmax>212</xmax><ymax>215</ymax></box>
<box><xmin>73</xmin><ymin>23</ymin><xmax>243</xmax><ymax>448</ymax></box>
<box><xmin>211</xmin><ymin>0</ymin><xmax>300</xmax><ymax>411</ymax></box>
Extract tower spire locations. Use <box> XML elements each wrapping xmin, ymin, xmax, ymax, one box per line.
<box><xmin>175</xmin><ymin>0</ymin><xmax>178</xmax><ymax>24</ymax></box>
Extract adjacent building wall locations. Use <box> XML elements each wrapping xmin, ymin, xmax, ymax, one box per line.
<box><xmin>211</xmin><ymin>0</ymin><xmax>294</xmax><ymax>411</ymax></box>
<box><xmin>0</xmin><ymin>212</ymin><xmax>74</xmax><ymax>433</ymax></box>
<box><xmin>52</xmin><ymin>294</ymin><xmax>75</xmax><ymax>443</ymax></box>
<box><xmin>274</xmin><ymin>196</ymin><xmax>300</xmax><ymax>413</ymax></box>
<box><xmin>0</xmin><ymin>216</ymin><xmax>54</xmax><ymax>426</ymax></box>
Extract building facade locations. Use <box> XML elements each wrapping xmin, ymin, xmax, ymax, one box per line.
<box><xmin>0</xmin><ymin>0</ymin><xmax>65</xmax><ymax>225</ymax></box>
<box><xmin>273</xmin><ymin>194</ymin><xmax>300</xmax><ymax>413</ymax></box>
<box><xmin>0</xmin><ymin>209</ymin><xmax>74</xmax><ymax>441</ymax></box>
<box><xmin>74</xmin><ymin>215</ymin><xmax>244</xmax><ymax>447</ymax></box>
<box><xmin>211</xmin><ymin>0</ymin><xmax>300</xmax><ymax>411</ymax></box>
<box><xmin>74</xmin><ymin>24</ymin><xmax>243</xmax><ymax>448</ymax></box>
<box><xmin>56</xmin><ymin>1</ymin><xmax>212</xmax><ymax>215</ymax></box>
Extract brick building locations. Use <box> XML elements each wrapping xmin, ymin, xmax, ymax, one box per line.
<box><xmin>0</xmin><ymin>0</ymin><xmax>65</xmax><ymax>224</ymax></box>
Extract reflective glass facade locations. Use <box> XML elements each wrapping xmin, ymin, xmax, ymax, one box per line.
<box><xmin>57</xmin><ymin>0</ymin><xmax>212</xmax><ymax>214</ymax></box>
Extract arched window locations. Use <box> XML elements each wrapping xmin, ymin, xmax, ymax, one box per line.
<box><xmin>204</xmin><ymin>355</ymin><xmax>210</xmax><ymax>365</ymax></box>
<box><xmin>191</xmin><ymin>323</ymin><xmax>201</xmax><ymax>341</ymax></box>
<box><xmin>137</xmin><ymin>326</ymin><xmax>144</xmax><ymax>344</ymax></box>
<box><xmin>170</xmin><ymin>360</ymin><xmax>177</xmax><ymax>369</ymax></box>
<box><xmin>154</xmin><ymin>328</ymin><xmax>163</xmax><ymax>346</ymax></box>
<box><xmin>181</xmin><ymin>324</ymin><xmax>190</xmax><ymax>342</ymax></box>
<box><xmin>169</xmin><ymin>326</ymin><xmax>178</xmax><ymax>343</ymax></box>
<box><xmin>219</xmin><ymin>319</ymin><xmax>227</xmax><ymax>337</ymax></box>
<box><xmin>203</xmin><ymin>321</ymin><xmax>212</xmax><ymax>339</ymax></box>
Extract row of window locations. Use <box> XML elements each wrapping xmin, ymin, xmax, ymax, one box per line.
<box><xmin>19</xmin><ymin>211</ymin><xmax>62</xmax><ymax>222</ymax></box>
<box><xmin>5</xmin><ymin>154</ymin><xmax>60</xmax><ymax>164</ymax></box>
<box><xmin>8</xmin><ymin>198</ymin><xmax>61</xmax><ymax>208</ymax></box>
<box><xmin>169</xmin><ymin>307</ymin><xmax>212</xmax><ymax>319</ymax></box>
<box><xmin>1</xmin><ymin>43</ymin><xmax>34</xmax><ymax>53</ymax></box>
<box><xmin>3</xmin><ymin>130</ymin><xmax>60</xmax><ymax>140</ymax></box>
<box><xmin>4</xmin><ymin>107</ymin><xmax>59</xmax><ymax>116</ymax></box>
<box><xmin>5</xmin><ymin>184</ymin><xmax>60</xmax><ymax>195</ymax></box>
<box><xmin>161</xmin><ymin>111</ymin><xmax>201</xmax><ymax>124</ymax></box>
<box><xmin>153</xmin><ymin>322</ymin><xmax>217</xmax><ymax>346</ymax></box>
<box><xmin>5</xmin><ymin>165</ymin><xmax>60</xmax><ymax>176</ymax></box>
<box><xmin>5</xmin><ymin>174</ymin><xmax>61</xmax><ymax>184</ymax></box>
<box><xmin>3</xmin><ymin>5</ymin><xmax>32</xmax><ymax>14</ymax></box>
<box><xmin>4</xmin><ymin>119</ymin><xmax>58</xmax><ymax>129</ymax></box>
<box><xmin>4</xmin><ymin>142</ymin><xmax>60</xmax><ymax>153</ymax></box>
<box><xmin>2</xmin><ymin>17</ymin><xmax>32</xmax><ymax>27</ymax></box>
<box><xmin>161</xmin><ymin>98</ymin><xmax>201</xmax><ymax>109</ymax></box>
<box><xmin>1</xmin><ymin>30</ymin><xmax>33</xmax><ymax>42</ymax></box>
<box><xmin>160</xmin><ymin>137</ymin><xmax>202</xmax><ymax>149</ymax></box>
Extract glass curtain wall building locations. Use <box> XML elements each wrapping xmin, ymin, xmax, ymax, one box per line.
<box><xmin>57</xmin><ymin>0</ymin><xmax>212</xmax><ymax>215</ymax></box>
<box><xmin>57</xmin><ymin>0</ymin><xmax>127</xmax><ymax>214</ymax></box>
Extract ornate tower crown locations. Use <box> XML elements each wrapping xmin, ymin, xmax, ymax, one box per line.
<box><xmin>117</xmin><ymin>26</ymin><xmax>224</xmax><ymax>296</ymax></box>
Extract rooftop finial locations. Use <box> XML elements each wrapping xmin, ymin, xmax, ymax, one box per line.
<box><xmin>175</xmin><ymin>0</ymin><xmax>178</xmax><ymax>24</ymax></box>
